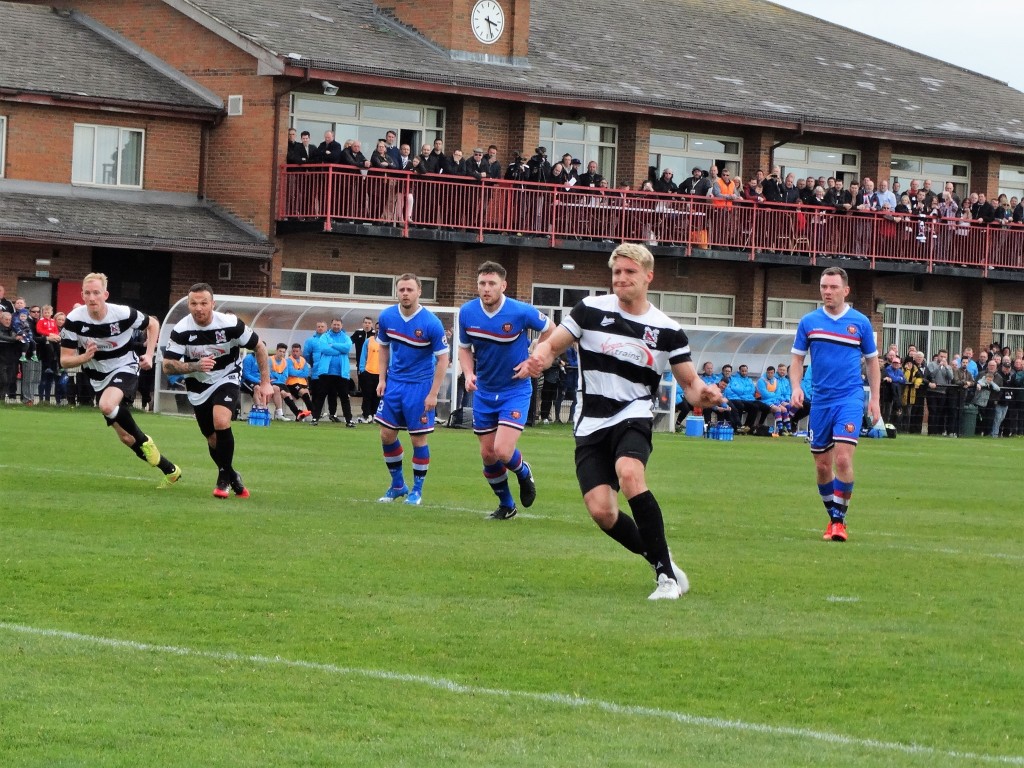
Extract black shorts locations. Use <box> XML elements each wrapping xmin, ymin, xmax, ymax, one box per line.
<box><xmin>286</xmin><ymin>383</ymin><xmax>307</xmax><ymax>398</ymax></box>
<box><xmin>574</xmin><ymin>418</ymin><xmax>654</xmax><ymax>496</ymax></box>
<box><xmin>240</xmin><ymin>380</ymin><xmax>257</xmax><ymax>396</ymax></box>
<box><xmin>101</xmin><ymin>372</ymin><xmax>140</xmax><ymax>407</ymax></box>
<box><xmin>194</xmin><ymin>383</ymin><xmax>240</xmax><ymax>437</ymax></box>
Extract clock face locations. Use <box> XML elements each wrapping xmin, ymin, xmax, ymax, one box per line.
<box><xmin>471</xmin><ymin>0</ymin><xmax>504</xmax><ymax>45</ymax></box>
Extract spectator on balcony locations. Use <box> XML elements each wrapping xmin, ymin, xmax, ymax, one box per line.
<box><xmin>466</xmin><ymin>147</ymin><xmax>490</xmax><ymax>182</ymax></box>
<box><xmin>710</xmin><ymin>168</ymin><xmax>743</xmax><ymax>246</ymax></box>
<box><xmin>874</xmin><ymin>179</ymin><xmax>897</xmax><ymax>209</ymax></box>
<box><xmin>653</xmin><ymin>169</ymin><xmax>677</xmax><ymax>193</ymax></box>
<box><xmin>286</xmin><ymin>127</ymin><xmax>299</xmax><ymax>155</ymax></box>
<box><xmin>288</xmin><ymin>130</ymin><xmax>315</xmax><ymax>165</ymax></box>
<box><xmin>578</xmin><ymin>160</ymin><xmax>603</xmax><ymax>190</ymax></box>
<box><xmin>824</xmin><ymin>177</ymin><xmax>845</xmax><ymax>207</ymax></box>
<box><xmin>485</xmin><ymin>146</ymin><xmax>502</xmax><ymax>179</ymax></box>
<box><xmin>425</xmin><ymin>139</ymin><xmax>448</xmax><ymax>174</ymax></box>
<box><xmin>317</xmin><ymin>130</ymin><xmax>342</xmax><ymax>165</ymax></box>
<box><xmin>384</xmin><ymin>130</ymin><xmax>401</xmax><ymax>166</ymax></box>
<box><xmin>678</xmin><ymin>166</ymin><xmax>707</xmax><ymax>197</ymax></box>
<box><xmin>558</xmin><ymin>153</ymin><xmax>578</xmax><ymax>184</ymax></box>
<box><xmin>761</xmin><ymin>166</ymin><xmax>783</xmax><ymax>203</ymax></box>
<box><xmin>342</xmin><ymin>140</ymin><xmax>370</xmax><ymax>170</ymax></box>
<box><xmin>780</xmin><ymin>173</ymin><xmax>800</xmax><ymax>204</ymax></box>
<box><xmin>799</xmin><ymin>176</ymin><xmax>815</xmax><ymax>205</ymax></box>
<box><xmin>944</xmin><ymin>182</ymin><xmax>961</xmax><ymax>207</ymax></box>
<box><xmin>369</xmin><ymin>139</ymin><xmax>394</xmax><ymax>170</ymax></box>
<box><xmin>921</xmin><ymin>179</ymin><xmax>936</xmax><ymax>207</ymax></box>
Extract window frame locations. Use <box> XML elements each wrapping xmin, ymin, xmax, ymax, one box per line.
<box><xmin>71</xmin><ymin>123</ymin><xmax>145</xmax><ymax>189</ymax></box>
<box><xmin>890</xmin><ymin>153</ymin><xmax>970</xmax><ymax>201</ymax></box>
<box><xmin>649</xmin><ymin>290</ymin><xmax>734</xmax><ymax>326</ymax></box>
<box><xmin>648</xmin><ymin>129</ymin><xmax>743</xmax><ymax>182</ymax></box>
<box><xmin>281</xmin><ymin>268</ymin><xmax>437</xmax><ymax>303</ymax></box>
<box><xmin>882</xmin><ymin>304</ymin><xmax>962</xmax><ymax>359</ymax></box>
<box><xmin>290</xmin><ymin>94</ymin><xmax>445</xmax><ymax>154</ymax></box>
<box><xmin>765</xmin><ymin>298</ymin><xmax>823</xmax><ymax>330</ymax></box>
<box><xmin>539</xmin><ymin>118</ymin><xmax>618</xmax><ymax>186</ymax></box>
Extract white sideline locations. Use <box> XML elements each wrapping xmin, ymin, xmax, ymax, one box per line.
<box><xmin>1</xmin><ymin>622</ymin><xmax>1021</xmax><ymax>765</ymax></box>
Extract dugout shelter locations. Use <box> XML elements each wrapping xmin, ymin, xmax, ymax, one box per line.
<box><xmin>155</xmin><ymin>295</ymin><xmax>796</xmax><ymax>432</ymax></box>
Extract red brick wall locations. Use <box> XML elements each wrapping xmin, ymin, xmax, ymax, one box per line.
<box><xmin>2</xmin><ymin>102</ymin><xmax>202</xmax><ymax>191</ymax></box>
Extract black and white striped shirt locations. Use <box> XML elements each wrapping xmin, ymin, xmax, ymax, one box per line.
<box><xmin>562</xmin><ymin>294</ymin><xmax>691</xmax><ymax>437</ymax></box>
<box><xmin>164</xmin><ymin>310</ymin><xmax>259</xmax><ymax>405</ymax></box>
<box><xmin>61</xmin><ymin>302</ymin><xmax>148</xmax><ymax>391</ymax></box>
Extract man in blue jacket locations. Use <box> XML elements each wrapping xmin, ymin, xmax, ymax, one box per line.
<box><xmin>723</xmin><ymin>363</ymin><xmax>761</xmax><ymax>432</ymax></box>
<box><xmin>303</xmin><ymin>320</ymin><xmax>327</xmax><ymax>421</ymax></box>
<box><xmin>311</xmin><ymin>318</ymin><xmax>355</xmax><ymax>426</ymax></box>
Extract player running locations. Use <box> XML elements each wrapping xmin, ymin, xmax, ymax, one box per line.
<box><xmin>60</xmin><ymin>272</ymin><xmax>181</xmax><ymax>488</ymax></box>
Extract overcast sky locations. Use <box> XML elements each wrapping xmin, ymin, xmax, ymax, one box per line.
<box><xmin>766</xmin><ymin>1</ymin><xmax>1024</xmax><ymax>94</ymax></box>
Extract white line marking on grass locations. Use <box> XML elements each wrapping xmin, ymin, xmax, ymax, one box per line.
<box><xmin>826</xmin><ymin>595</ymin><xmax>860</xmax><ymax>603</ymax></box>
<box><xmin>1</xmin><ymin>622</ymin><xmax>1021</xmax><ymax>765</ymax></box>
<box><xmin>799</xmin><ymin>529</ymin><xmax>1024</xmax><ymax>562</ymax></box>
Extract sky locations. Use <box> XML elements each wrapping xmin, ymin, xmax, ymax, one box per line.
<box><xmin>766</xmin><ymin>1</ymin><xmax>1024</xmax><ymax>94</ymax></box>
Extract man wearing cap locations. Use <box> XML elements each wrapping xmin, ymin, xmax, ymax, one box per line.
<box><xmin>678</xmin><ymin>166</ymin><xmax>711</xmax><ymax>196</ymax></box>
<box><xmin>653</xmin><ymin>168</ymin><xmax>677</xmax><ymax>193</ymax></box>
<box><xmin>528</xmin><ymin>147</ymin><xmax>554</xmax><ymax>231</ymax></box>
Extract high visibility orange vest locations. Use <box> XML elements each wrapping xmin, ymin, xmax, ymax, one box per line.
<box><xmin>714</xmin><ymin>177</ymin><xmax>736</xmax><ymax>208</ymax></box>
<box><xmin>365</xmin><ymin>337</ymin><xmax>381</xmax><ymax>375</ymax></box>
<box><xmin>286</xmin><ymin>355</ymin><xmax>309</xmax><ymax>386</ymax></box>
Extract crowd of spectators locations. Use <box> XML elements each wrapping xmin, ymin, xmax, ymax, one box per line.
<box><xmin>283</xmin><ymin>129</ymin><xmax>1024</xmax><ymax>261</ymax></box>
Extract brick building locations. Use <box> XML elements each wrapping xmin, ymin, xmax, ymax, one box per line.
<box><xmin>3</xmin><ymin>0</ymin><xmax>1024</xmax><ymax>353</ymax></box>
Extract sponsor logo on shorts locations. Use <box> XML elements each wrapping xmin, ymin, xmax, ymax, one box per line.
<box><xmin>224</xmin><ymin>396</ymin><xmax>232</xmax><ymax>402</ymax></box>
<box><xmin>113</xmin><ymin>378</ymin><xmax>123</xmax><ymax>384</ymax></box>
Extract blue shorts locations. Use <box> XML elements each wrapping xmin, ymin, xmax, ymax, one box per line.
<box><xmin>374</xmin><ymin>379</ymin><xmax>436</xmax><ymax>434</ymax></box>
<box><xmin>472</xmin><ymin>387</ymin><xmax>531</xmax><ymax>434</ymax></box>
<box><xmin>808</xmin><ymin>400</ymin><xmax>863</xmax><ymax>453</ymax></box>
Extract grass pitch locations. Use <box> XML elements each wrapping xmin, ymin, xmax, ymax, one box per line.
<box><xmin>1</xmin><ymin>406</ymin><xmax>1022</xmax><ymax>767</ymax></box>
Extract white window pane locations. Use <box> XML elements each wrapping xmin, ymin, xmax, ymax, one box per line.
<box><xmin>698</xmin><ymin>295</ymin><xmax>733</xmax><ymax>316</ymax></box>
<box><xmin>363</xmin><ymin>105</ymin><xmax>420</xmax><ymax>124</ymax></box>
<box><xmin>96</xmin><ymin>126</ymin><xmax>120</xmax><ymax>185</ymax></box>
<box><xmin>72</xmin><ymin>125</ymin><xmax>95</xmax><ymax>184</ymax></box>
<box><xmin>119</xmin><ymin>130</ymin><xmax>143</xmax><ymax>186</ymax></box>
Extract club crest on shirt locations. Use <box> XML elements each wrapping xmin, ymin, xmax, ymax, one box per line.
<box><xmin>215</xmin><ymin>330</ymin><xmax>227</xmax><ymax>343</ymax></box>
<box><xmin>415</xmin><ymin>329</ymin><xmax>424</xmax><ymax>338</ymax></box>
<box><xmin>643</xmin><ymin>326</ymin><xmax>660</xmax><ymax>347</ymax></box>
<box><xmin>844</xmin><ymin>422</ymin><xmax>857</xmax><ymax>433</ymax></box>
<box><xmin>502</xmin><ymin>322</ymin><xmax>513</xmax><ymax>333</ymax></box>
<box><xmin>109</xmin><ymin>322</ymin><xmax>120</xmax><ymax>335</ymax></box>
<box><xmin>847</xmin><ymin>325</ymin><xmax>858</xmax><ymax>336</ymax></box>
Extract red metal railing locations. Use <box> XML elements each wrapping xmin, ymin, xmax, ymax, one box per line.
<box><xmin>277</xmin><ymin>165</ymin><xmax>1024</xmax><ymax>272</ymax></box>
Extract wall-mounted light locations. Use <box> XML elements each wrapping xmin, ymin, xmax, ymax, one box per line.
<box><xmin>562</xmin><ymin>263</ymin><xmax>575</xmax><ymax>270</ymax></box>
<box><xmin>322</xmin><ymin>81</ymin><xmax>339</xmax><ymax>96</ymax></box>
<box><xmin>874</xmin><ymin>298</ymin><xmax>886</xmax><ymax>314</ymax></box>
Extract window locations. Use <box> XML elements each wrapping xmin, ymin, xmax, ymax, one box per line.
<box><xmin>72</xmin><ymin>124</ymin><xmax>144</xmax><ymax>187</ymax></box>
<box><xmin>890</xmin><ymin>154</ymin><xmax>970</xmax><ymax>200</ymax></box>
<box><xmin>992</xmin><ymin>311</ymin><xmax>1024</xmax><ymax>353</ymax></box>
<box><xmin>539</xmin><ymin>119</ymin><xmax>617</xmax><ymax>184</ymax></box>
<box><xmin>0</xmin><ymin>116</ymin><xmax>6</xmax><ymax>178</ymax></box>
<box><xmin>649</xmin><ymin>291</ymin><xmax>734</xmax><ymax>326</ymax></box>
<box><xmin>281</xmin><ymin>269</ymin><xmax>437</xmax><ymax>302</ymax></box>
<box><xmin>772</xmin><ymin>143</ymin><xmax>860</xmax><ymax>185</ymax></box>
<box><xmin>766</xmin><ymin>298</ymin><xmax>822</xmax><ymax>330</ymax></box>
<box><xmin>532</xmin><ymin>284</ymin><xmax>608</xmax><ymax>325</ymax></box>
<box><xmin>291</xmin><ymin>95</ymin><xmax>444</xmax><ymax>155</ymax></box>
<box><xmin>998</xmin><ymin>166</ymin><xmax>1024</xmax><ymax>205</ymax></box>
<box><xmin>882</xmin><ymin>305</ymin><xmax>961</xmax><ymax>359</ymax></box>
<box><xmin>648</xmin><ymin>130</ymin><xmax>742</xmax><ymax>182</ymax></box>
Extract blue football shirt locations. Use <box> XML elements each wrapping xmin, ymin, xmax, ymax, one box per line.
<box><xmin>376</xmin><ymin>304</ymin><xmax>448</xmax><ymax>384</ymax></box>
<box><xmin>458</xmin><ymin>295</ymin><xmax>550</xmax><ymax>394</ymax></box>
<box><xmin>792</xmin><ymin>305</ymin><xmax>877</xmax><ymax>405</ymax></box>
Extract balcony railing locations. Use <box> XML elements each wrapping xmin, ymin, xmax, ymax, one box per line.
<box><xmin>277</xmin><ymin>165</ymin><xmax>1024</xmax><ymax>273</ymax></box>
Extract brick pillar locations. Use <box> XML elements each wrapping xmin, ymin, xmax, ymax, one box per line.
<box><xmin>860</xmin><ymin>140</ymin><xmax>891</xmax><ymax>185</ymax></box>
<box><xmin>448</xmin><ymin>98</ymin><xmax>480</xmax><ymax>153</ymax></box>
<box><xmin>743</xmin><ymin>128</ymin><xmax>774</xmax><ymax>179</ymax></box>
<box><xmin>963</xmin><ymin>283</ymin><xmax>995</xmax><ymax>352</ymax></box>
<box><xmin>734</xmin><ymin>264</ymin><xmax>766</xmax><ymax>327</ymax></box>
<box><xmin>971</xmin><ymin>153</ymin><xmax>1000</xmax><ymax>199</ymax></box>
<box><xmin>507</xmin><ymin>246</ymin><xmax>534</xmax><ymax>302</ymax></box>
<box><xmin>618</xmin><ymin>114</ymin><xmax>651</xmax><ymax>189</ymax></box>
